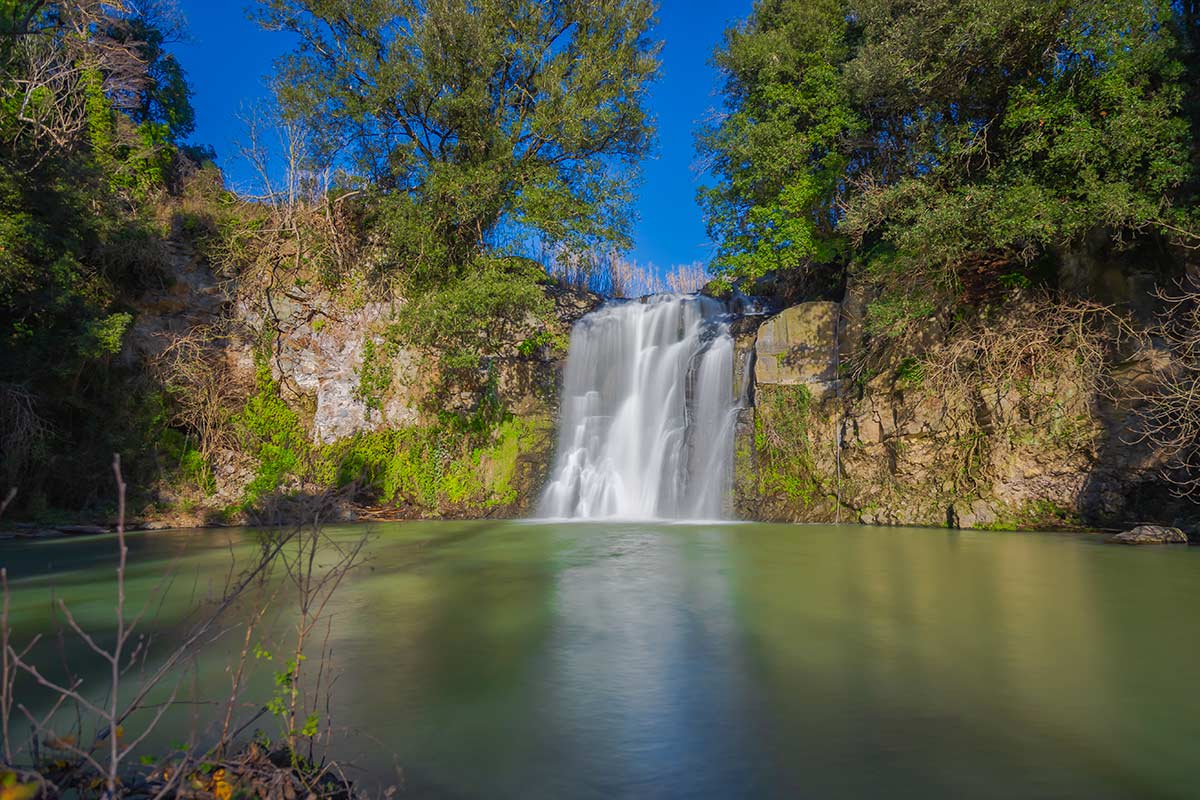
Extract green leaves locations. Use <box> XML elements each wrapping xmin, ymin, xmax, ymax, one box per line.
<box><xmin>387</xmin><ymin>255</ymin><xmax>553</xmax><ymax>368</ymax></box>
<box><xmin>702</xmin><ymin>0</ymin><xmax>1196</xmax><ymax>301</ymax></box>
<box><xmin>699</xmin><ymin>0</ymin><xmax>860</xmax><ymax>284</ymax></box>
<box><xmin>261</xmin><ymin>0</ymin><xmax>660</xmax><ymax>286</ymax></box>
<box><xmin>79</xmin><ymin>312</ymin><xmax>133</xmax><ymax>359</ymax></box>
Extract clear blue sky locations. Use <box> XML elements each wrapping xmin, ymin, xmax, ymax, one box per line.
<box><xmin>173</xmin><ymin>1</ymin><xmax>751</xmax><ymax>272</ymax></box>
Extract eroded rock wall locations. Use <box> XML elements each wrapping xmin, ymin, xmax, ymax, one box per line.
<box><xmin>127</xmin><ymin>241</ymin><xmax>1186</xmax><ymax>529</ymax></box>
<box><xmin>734</xmin><ymin>298</ymin><xmax>1187</xmax><ymax>530</ymax></box>
<box><xmin>127</xmin><ymin>242</ymin><xmax>602</xmax><ymax>522</ymax></box>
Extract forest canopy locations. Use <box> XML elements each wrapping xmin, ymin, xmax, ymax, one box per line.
<box><xmin>699</xmin><ymin>0</ymin><xmax>1199</xmax><ymax>298</ymax></box>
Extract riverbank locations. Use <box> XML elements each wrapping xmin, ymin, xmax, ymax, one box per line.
<box><xmin>3</xmin><ymin>513</ymin><xmax>1195</xmax><ymax>545</ymax></box>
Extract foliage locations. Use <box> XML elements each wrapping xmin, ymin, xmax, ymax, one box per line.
<box><xmin>518</xmin><ymin>330</ymin><xmax>566</xmax><ymax>358</ymax></box>
<box><xmin>107</xmin><ymin>4</ymin><xmax>197</xmax><ymax>141</ymax></box>
<box><xmin>387</xmin><ymin>257</ymin><xmax>554</xmax><ymax>368</ymax></box>
<box><xmin>259</xmin><ymin>0</ymin><xmax>660</xmax><ymax>291</ymax></box>
<box><xmin>895</xmin><ymin>357</ymin><xmax>925</xmax><ymax>390</ymax></box>
<box><xmin>353</xmin><ymin>338</ymin><xmax>397</xmax><ymax>413</ymax></box>
<box><xmin>978</xmin><ymin>499</ymin><xmax>1079</xmax><ymax>531</ymax></box>
<box><xmin>234</xmin><ymin>359</ymin><xmax>306</xmax><ymax>506</ymax></box>
<box><xmin>0</xmin><ymin>1</ymin><xmax>212</xmax><ymax>514</ymax></box>
<box><xmin>702</xmin><ymin>0</ymin><xmax>1198</xmax><ymax>303</ymax></box>
<box><xmin>754</xmin><ymin>384</ymin><xmax>824</xmax><ymax>507</ymax></box>
<box><xmin>698</xmin><ymin>0</ymin><xmax>860</xmax><ymax>284</ymax></box>
<box><xmin>325</xmin><ymin>415</ymin><xmax>550</xmax><ymax>512</ymax></box>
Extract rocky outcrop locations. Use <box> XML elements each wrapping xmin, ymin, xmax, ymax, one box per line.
<box><xmin>734</xmin><ymin>293</ymin><xmax>1192</xmax><ymax>531</ymax></box>
<box><xmin>121</xmin><ymin>237</ymin><xmax>604</xmax><ymax>522</ymax></box>
<box><xmin>266</xmin><ymin>300</ymin><xmax>423</xmax><ymax>444</ymax></box>
<box><xmin>239</xmin><ymin>284</ymin><xmax>601</xmax><ymax>445</ymax></box>
<box><xmin>1110</xmin><ymin>525</ymin><xmax>1188</xmax><ymax>544</ymax></box>
<box><xmin>122</xmin><ymin>238</ymin><xmax>1189</xmax><ymax>531</ymax></box>
<box><xmin>753</xmin><ymin>301</ymin><xmax>840</xmax><ymax>394</ymax></box>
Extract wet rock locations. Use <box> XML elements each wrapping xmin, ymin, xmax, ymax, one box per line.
<box><xmin>4</xmin><ymin>528</ymin><xmax>66</xmax><ymax>539</ymax></box>
<box><xmin>953</xmin><ymin>499</ymin><xmax>998</xmax><ymax>529</ymax></box>
<box><xmin>549</xmin><ymin>285</ymin><xmax>604</xmax><ymax>322</ymax></box>
<box><xmin>1110</xmin><ymin>525</ymin><xmax>1188</xmax><ymax>545</ymax></box>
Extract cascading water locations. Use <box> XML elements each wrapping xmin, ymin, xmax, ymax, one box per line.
<box><xmin>538</xmin><ymin>294</ymin><xmax>742</xmax><ymax>521</ymax></box>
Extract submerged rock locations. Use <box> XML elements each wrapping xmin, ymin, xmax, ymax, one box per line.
<box><xmin>1110</xmin><ymin>525</ymin><xmax>1188</xmax><ymax>545</ymax></box>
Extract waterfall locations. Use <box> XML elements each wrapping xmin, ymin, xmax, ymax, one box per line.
<box><xmin>538</xmin><ymin>294</ymin><xmax>741</xmax><ymax>521</ymax></box>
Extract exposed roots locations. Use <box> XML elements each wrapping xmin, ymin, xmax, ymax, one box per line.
<box><xmin>1129</xmin><ymin>277</ymin><xmax>1200</xmax><ymax>500</ymax></box>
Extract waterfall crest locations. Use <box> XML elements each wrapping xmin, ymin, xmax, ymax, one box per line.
<box><xmin>538</xmin><ymin>294</ymin><xmax>740</xmax><ymax>521</ymax></box>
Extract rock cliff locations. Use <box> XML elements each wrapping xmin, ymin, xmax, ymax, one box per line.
<box><xmin>127</xmin><ymin>243</ymin><xmax>1191</xmax><ymax>530</ymax></box>
<box><xmin>733</xmin><ymin>294</ymin><xmax>1190</xmax><ymax>530</ymax></box>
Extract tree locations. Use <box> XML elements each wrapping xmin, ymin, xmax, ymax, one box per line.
<box><xmin>839</xmin><ymin>0</ymin><xmax>1193</xmax><ymax>286</ymax></box>
<box><xmin>111</xmin><ymin>0</ymin><xmax>197</xmax><ymax>141</ymax></box>
<box><xmin>698</xmin><ymin>0</ymin><xmax>860</xmax><ymax>286</ymax></box>
<box><xmin>701</xmin><ymin>0</ymin><xmax>1196</xmax><ymax>297</ymax></box>
<box><xmin>0</xmin><ymin>0</ymin><xmax>143</xmax><ymax>165</ymax></box>
<box><xmin>0</xmin><ymin>0</ymin><xmax>202</xmax><ymax>512</ymax></box>
<box><xmin>257</xmin><ymin>0</ymin><xmax>661</xmax><ymax>290</ymax></box>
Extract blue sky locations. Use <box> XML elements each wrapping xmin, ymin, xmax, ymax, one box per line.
<box><xmin>173</xmin><ymin>0</ymin><xmax>751</xmax><ymax>272</ymax></box>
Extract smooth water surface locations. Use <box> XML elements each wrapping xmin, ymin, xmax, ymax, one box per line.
<box><xmin>4</xmin><ymin>522</ymin><xmax>1199</xmax><ymax>799</ymax></box>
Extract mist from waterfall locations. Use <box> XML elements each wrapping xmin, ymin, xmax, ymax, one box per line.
<box><xmin>538</xmin><ymin>294</ymin><xmax>740</xmax><ymax>521</ymax></box>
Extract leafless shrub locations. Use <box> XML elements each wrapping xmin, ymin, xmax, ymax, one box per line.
<box><xmin>919</xmin><ymin>298</ymin><xmax>1131</xmax><ymax>403</ymax></box>
<box><xmin>664</xmin><ymin>261</ymin><xmax>709</xmax><ymax>294</ymax></box>
<box><xmin>549</xmin><ymin>249</ymin><xmax>708</xmax><ymax>298</ymax></box>
<box><xmin>1</xmin><ymin>458</ymin><xmax>367</xmax><ymax>798</ymax></box>
<box><xmin>264</xmin><ymin>507</ymin><xmax>367</xmax><ymax>758</ymax></box>
<box><xmin>1129</xmin><ymin>277</ymin><xmax>1200</xmax><ymax>500</ymax></box>
<box><xmin>152</xmin><ymin>322</ymin><xmax>248</xmax><ymax>468</ymax></box>
<box><xmin>223</xmin><ymin>104</ymin><xmax>362</xmax><ymax>286</ymax></box>
<box><xmin>858</xmin><ymin>296</ymin><xmax>1135</xmax><ymax>492</ymax></box>
<box><xmin>0</xmin><ymin>384</ymin><xmax>50</xmax><ymax>493</ymax></box>
<box><xmin>606</xmin><ymin>253</ymin><xmax>688</xmax><ymax>298</ymax></box>
<box><xmin>547</xmin><ymin>248</ymin><xmax>602</xmax><ymax>292</ymax></box>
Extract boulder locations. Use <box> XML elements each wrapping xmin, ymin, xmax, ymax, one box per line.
<box><xmin>1110</xmin><ymin>525</ymin><xmax>1188</xmax><ymax>545</ymax></box>
<box><xmin>754</xmin><ymin>301</ymin><xmax>841</xmax><ymax>394</ymax></box>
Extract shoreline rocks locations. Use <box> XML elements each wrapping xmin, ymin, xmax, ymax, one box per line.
<box><xmin>1110</xmin><ymin>525</ymin><xmax>1189</xmax><ymax>545</ymax></box>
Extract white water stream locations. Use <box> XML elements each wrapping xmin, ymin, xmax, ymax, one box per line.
<box><xmin>538</xmin><ymin>294</ymin><xmax>741</xmax><ymax>520</ymax></box>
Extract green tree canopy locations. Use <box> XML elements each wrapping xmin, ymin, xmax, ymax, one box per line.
<box><xmin>701</xmin><ymin>0</ymin><xmax>1197</xmax><ymax>295</ymax></box>
<box><xmin>259</xmin><ymin>0</ymin><xmax>661</xmax><ymax>289</ymax></box>
<box><xmin>698</xmin><ymin>0</ymin><xmax>861</xmax><ymax>286</ymax></box>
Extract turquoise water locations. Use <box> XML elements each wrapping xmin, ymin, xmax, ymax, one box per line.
<box><xmin>3</xmin><ymin>521</ymin><xmax>1199</xmax><ymax>798</ymax></box>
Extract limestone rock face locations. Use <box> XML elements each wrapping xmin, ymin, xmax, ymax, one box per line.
<box><xmin>1111</xmin><ymin>525</ymin><xmax>1188</xmax><ymax>545</ymax></box>
<box><xmin>274</xmin><ymin>302</ymin><xmax>423</xmax><ymax>444</ymax></box>
<box><xmin>754</xmin><ymin>301</ymin><xmax>841</xmax><ymax>395</ymax></box>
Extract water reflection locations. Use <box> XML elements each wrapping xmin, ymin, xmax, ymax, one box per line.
<box><xmin>4</xmin><ymin>523</ymin><xmax>1198</xmax><ymax>799</ymax></box>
